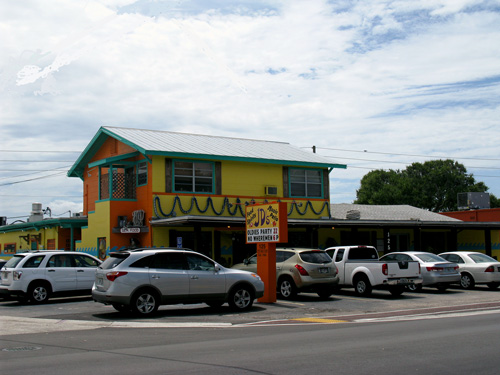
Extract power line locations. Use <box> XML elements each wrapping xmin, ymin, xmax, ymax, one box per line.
<box><xmin>322</xmin><ymin>155</ymin><xmax>500</xmax><ymax>170</ymax></box>
<box><xmin>0</xmin><ymin>172</ymin><xmax>67</xmax><ymax>186</ymax></box>
<box><xmin>0</xmin><ymin>194</ymin><xmax>81</xmax><ymax>197</ymax></box>
<box><xmin>314</xmin><ymin>146</ymin><xmax>500</xmax><ymax>161</ymax></box>
<box><xmin>0</xmin><ymin>150</ymin><xmax>81</xmax><ymax>153</ymax></box>
<box><xmin>0</xmin><ymin>166</ymin><xmax>71</xmax><ymax>180</ymax></box>
<box><xmin>342</xmin><ymin>164</ymin><xmax>500</xmax><ymax>177</ymax></box>
<box><xmin>0</xmin><ymin>160</ymin><xmax>76</xmax><ymax>163</ymax></box>
<box><xmin>0</xmin><ymin>169</ymin><xmax>69</xmax><ymax>171</ymax></box>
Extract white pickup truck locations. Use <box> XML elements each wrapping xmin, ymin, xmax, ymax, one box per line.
<box><xmin>325</xmin><ymin>246</ymin><xmax>422</xmax><ymax>296</ymax></box>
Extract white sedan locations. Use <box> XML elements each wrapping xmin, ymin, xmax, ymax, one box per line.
<box><xmin>380</xmin><ymin>252</ymin><xmax>459</xmax><ymax>292</ymax></box>
<box><xmin>439</xmin><ymin>251</ymin><xmax>500</xmax><ymax>290</ymax></box>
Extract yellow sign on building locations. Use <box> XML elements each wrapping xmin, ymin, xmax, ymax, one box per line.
<box><xmin>245</xmin><ymin>202</ymin><xmax>288</xmax><ymax>244</ymax></box>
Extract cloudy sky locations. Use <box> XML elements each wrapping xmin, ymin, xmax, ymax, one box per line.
<box><xmin>1</xmin><ymin>0</ymin><xmax>500</xmax><ymax>223</ymax></box>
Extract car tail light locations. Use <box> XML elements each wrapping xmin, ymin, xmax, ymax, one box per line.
<box><xmin>13</xmin><ymin>271</ymin><xmax>22</xmax><ymax>280</ymax></box>
<box><xmin>382</xmin><ymin>263</ymin><xmax>388</xmax><ymax>275</ymax></box>
<box><xmin>454</xmin><ymin>266</ymin><xmax>459</xmax><ymax>270</ymax></box>
<box><xmin>426</xmin><ymin>266</ymin><xmax>444</xmax><ymax>272</ymax></box>
<box><xmin>485</xmin><ymin>266</ymin><xmax>495</xmax><ymax>273</ymax></box>
<box><xmin>295</xmin><ymin>264</ymin><xmax>309</xmax><ymax>276</ymax></box>
<box><xmin>106</xmin><ymin>271</ymin><xmax>128</xmax><ymax>281</ymax></box>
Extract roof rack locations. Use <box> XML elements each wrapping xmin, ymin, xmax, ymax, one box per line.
<box><xmin>125</xmin><ymin>247</ymin><xmax>194</xmax><ymax>252</ymax></box>
<box><xmin>28</xmin><ymin>249</ymin><xmax>66</xmax><ymax>253</ymax></box>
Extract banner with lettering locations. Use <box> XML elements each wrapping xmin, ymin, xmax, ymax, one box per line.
<box><xmin>245</xmin><ymin>202</ymin><xmax>288</xmax><ymax>244</ymax></box>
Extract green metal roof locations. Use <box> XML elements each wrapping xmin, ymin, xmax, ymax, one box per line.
<box><xmin>0</xmin><ymin>218</ymin><xmax>88</xmax><ymax>234</ymax></box>
<box><xmin>68</xmin><ymin>126</ymin><xmax>346</xmax><ymax>179</ymax></box>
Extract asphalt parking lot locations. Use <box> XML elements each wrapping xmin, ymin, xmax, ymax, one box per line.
<box><xmin>2</xmin><ymin>285</ymin><xmax>500</xmax><ymax>332</ymax></box>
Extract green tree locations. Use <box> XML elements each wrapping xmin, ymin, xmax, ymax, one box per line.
<box><xmin>355</xmin><ymin>159</ymin><xmax>493</xmax><ymax>212</ymax></box>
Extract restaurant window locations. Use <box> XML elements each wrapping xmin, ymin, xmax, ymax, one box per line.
<box><xmin>289</xmin><ymin>168</ymin><xmax>322</xmax><ymax>198</ymax></box>
<box><xmin>4</xmin><ymin>243</ymin><xmax>16</xmax><ymax>254</ymax></box>
<box><xmin>173</xmin><ymin>161</ymin><xmax>214</xmax><ymax>193</ymax></box>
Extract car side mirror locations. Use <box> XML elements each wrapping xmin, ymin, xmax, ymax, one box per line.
<box><xmin>215</xmin><ymin>264</ymin><xmax>221</xmax><ymax>272</ymax></box>
<box><xmin>243</xmin><ymin>258</ymin><xmax>249</xmax><ymax>265</ymax></box>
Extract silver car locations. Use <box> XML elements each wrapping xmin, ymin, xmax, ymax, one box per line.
<box><xmin>379</xmin><ymin>252</ymin><xmax>459</xmax><ymax>292</ymax></box>
<box><xmin>439</xmin><ymin>251</ymin><xmax>500</xmax><ymax>289</ymax></box>
<box><xmin>92</xmin><ymin>248</ymin><xmax>264</xmax><ymax>315</ymax></box>
<box><xmin>232</xmin><ymin>248</ymin><xmax>339</xmax><ymax>299</ymax></box>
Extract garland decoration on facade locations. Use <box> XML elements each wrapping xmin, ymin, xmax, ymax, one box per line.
<box><xmin>153</xmin><ymin>195</ymin><xmax>331</xmax><ymax>219</ymax></box>
<box><xmin>153</xmin><ymin>195</ymin><xmax>245</xmax><ymax>218</ymax></box>
<box><xmin>288</xmin><ymin>200</ymin><xmax>331</xmax><ymax>217</ymax></box>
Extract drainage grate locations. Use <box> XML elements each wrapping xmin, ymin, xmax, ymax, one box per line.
<box><xmin>2</xmin><ymin>346</ymin><xmax>42</xmax><ymax>352</ymax></box>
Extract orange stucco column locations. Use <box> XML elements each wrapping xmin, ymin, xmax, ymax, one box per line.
<box><xmin>257</xmin><ymin>242</ymin><xmax>277</xmax><ymax>303</ymax></box>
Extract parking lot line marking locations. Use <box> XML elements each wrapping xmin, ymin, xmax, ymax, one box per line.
<box><xmin>336</xmin><ymin>295</ymin><xmax>385</xmax><ymax>301</ymax></box>
<box><xmin>271</xmin><ymin>301</ymin><xmax>306</xmax><ymax>306</ymax></box>
<box><xmin>292</xmin><ymin>318</ymin><xmax>348</xmax><ymax>324</ymax></box>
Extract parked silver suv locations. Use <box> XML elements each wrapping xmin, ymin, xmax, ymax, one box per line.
<box><xmin>92</xmin><ymin>248</ymin><xmax>265</xmax><ymax>315</ymax></box>
<box><xmin>232</xmin><ymin>248</ymin><xmax>339</xmax><ymax>299</ymax></box>
<box><xmin>0</xmin><ymin>250</ymin><xmax>101</xmax><ymax>303</ymax></box>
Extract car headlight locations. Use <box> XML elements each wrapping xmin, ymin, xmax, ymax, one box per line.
<box><xmin>251</xmin><ymin>273</ymin><xmax>262</xmax><ymax>281</ymax></box>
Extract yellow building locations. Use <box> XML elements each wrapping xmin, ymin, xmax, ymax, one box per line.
<box><xmin>67</xmin><ymin>126</ymin><xmax>346</xmax><ymax>263</ymax></box>
<box><xmin>0</xmin><ymin>214</ymin><xmax>86</xmax><ymax>257</ymax></box>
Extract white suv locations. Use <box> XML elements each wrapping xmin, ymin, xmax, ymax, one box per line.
<box><xmin>0</xmin><ymin>251</ymin><xmax>101</xmax><ymax>303</ymax></box>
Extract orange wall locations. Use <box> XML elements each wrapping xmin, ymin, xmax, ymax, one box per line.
<box><xmin>83</xmin><ymin>137</ymin><xmax>138</xmax><ymax>214</ymax></box>
<box><xmin>82</xmin><ymin>136</ymin><xmax>154</xmax><ymax>249</ymax></box>
<box><xmin>109</xmin><ymin>200</ymin><xmax>152</xmax><ymax>248</ymax></box>
<box><xmin>442</xmin><ymin>208</ymin><xmax>500</xmax><ymax>222</ymax></box>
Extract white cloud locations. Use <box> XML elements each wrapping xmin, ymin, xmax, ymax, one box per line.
<box><xmin>1</xmin><ymin>0</ymin><xmax>499</xmax><ymax>221</ymax></box>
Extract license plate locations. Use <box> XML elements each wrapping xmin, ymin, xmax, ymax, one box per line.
<box><xmin>398</xmin><ymin>278</ymin><xmax>409</xmax><ymax>284</ymax></box>
<box><xmin>318</xmin><ymin>268</ymin><xmax>330</xmax><ymax>274</ymax></box>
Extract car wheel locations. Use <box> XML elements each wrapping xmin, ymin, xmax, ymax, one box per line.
<box><xmin>278</xmin><ymin>277</ymin><xmax>297</xmax><ymax>299</ymax></box>
<box><xmin>389</xmin><ymin>286</ymin><xmax>405</xmax><ymax>297</ymax></box>
<box><xmin>487</xmin><ymin>282</ymin><xmax>500</xmax><ymax>290</ymax></box>
<box><xmin>131</xmin><ymin>290</ymin><xmax>159</xmax><ymax>316</ymax></box>
<box><xmin>353</xmin><ymin>275</ymin><xmax>372</xmax><ymax>297</ymax></box>
<box><xmin>407</xmin><ymin>284</ymin><xmax>422</xmax><ymax>292</ymax></box>
<box><xmin>228</xmin><ymin>286</ymin><xmax>254</xmax><ymax>311</ymax></box>
<box><xmin>112</xmin><ymin>303</ymin><xmax>131</xmax><ymax>313</ymax></box>
<box><xmin>28</xmin><ymin>282</ymin><xmax>51</xmax><ymax>304</ymax></box>
<box><xmin>460</xmin><ymin>273</ymin><xmax>475</xmax><ymax>289</ymax></box>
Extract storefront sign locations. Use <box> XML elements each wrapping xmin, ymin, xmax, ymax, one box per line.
<box><xmin>120</xmin><ymin>227</ymin><xmax>141</xmax><ymax>234</ymax></box>
<box><xmin>245</xmin><ymin>202</ymin><xmax>288</xmax><ymax>244</ymax></box>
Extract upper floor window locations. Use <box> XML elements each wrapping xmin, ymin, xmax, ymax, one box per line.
<box><xmin>289</xmin><ymin>168</ymin><xmax>323</xmax><ymax>198</ymax></box>
<box><xmin>174</xmin><ymin>161</ymin><xmax>214</xmax><ymax>193</ymax></box>
<box><xmin>137</xmin><ymin>161</ymin><xmax>148</xmax><ymax>186</ymax></box>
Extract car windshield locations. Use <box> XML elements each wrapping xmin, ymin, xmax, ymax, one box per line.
<box><xmin>299</xmin><ymin>251</ymin><xmax>331</xmax><ymax>264</ymax></box>
<box><xmin>4</xmin><ymin>255</ymin><xmax>25</xmax><ymax>268</ymax></box>
<box><xmin>469</xmin><ymin>253</ymin><xmax>497</xmax><ymax>263</ymax></box>
<box><xmin>415</xmin><ymin>253</ymin><xmax>447</xmax><ymax>263</ymax></box>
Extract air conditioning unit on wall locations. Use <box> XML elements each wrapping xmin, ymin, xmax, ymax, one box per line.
<box><xmin>265</xmin><ymin>186</ymin><xmax>278</xmax><ymax>196</ymax></box>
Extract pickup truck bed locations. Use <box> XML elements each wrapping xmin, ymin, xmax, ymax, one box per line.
<box><xmin>326</xmin><ymin>246</ymin><xmax>422</xmax><ymax>296</ymax></box>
